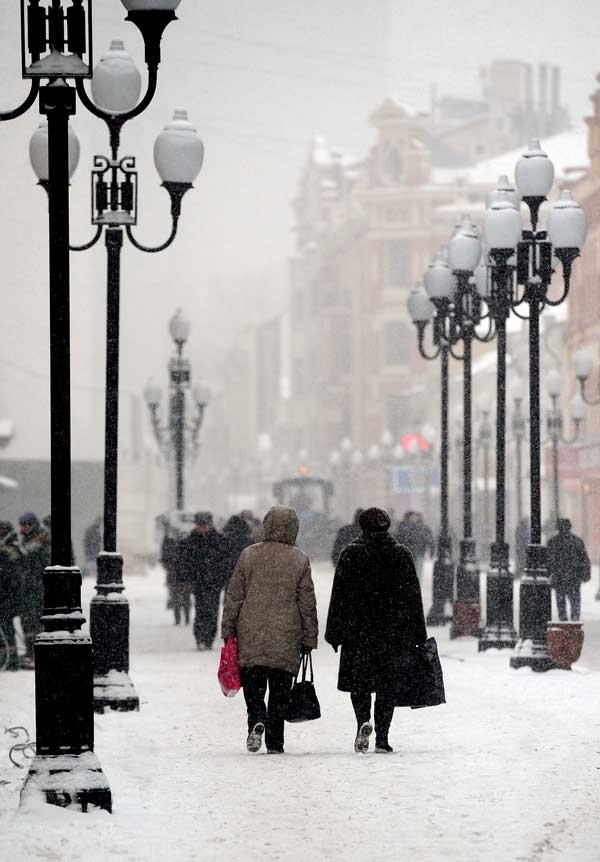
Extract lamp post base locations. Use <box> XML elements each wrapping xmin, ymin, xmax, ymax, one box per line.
<box><xmin>426</xmin><ymin>556</ymin><xmax>454</xmax><ymax>626</ymax></box>
<box><xmin>510</xmin><ymin>543</ymin><xmax>555</xmax><ymax>672</ymax></box>
<box><xmin>20</xmin><ymin>751</ymin><xmax>112</xmax><ymax>813</ymax></box>
<box><xmin>450</xmin><ymin>540</ymin><xmax>480</xmax><ymax>638</ymax></box>
<box><xmin>90</xmin><ymin>553</ymin><xmax>139</xmax><ymax>714</ymax></box>
<box><xmin>479</xmin><ymin>544</ymin><xmax>517</xmax><ymax>651</ymax></box>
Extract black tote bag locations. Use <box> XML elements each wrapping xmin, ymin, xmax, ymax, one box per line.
<box><xmin>285</xmin><ymin>653</ymin><xmax>321</xmax><ymax>723</ymax></box>
<box><xmin>410</xmin><ymin>637</ymin><xmax>446</xmax><ymax>709</ymax></box>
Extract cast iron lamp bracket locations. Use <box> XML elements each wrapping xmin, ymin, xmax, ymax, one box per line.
<box><xmin>125</xmin><ymin>182</ymin><xmax>192</xmax><ymax>253</ymax></box>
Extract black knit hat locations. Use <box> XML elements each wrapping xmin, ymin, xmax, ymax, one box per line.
<box><xmin>194</xmin><ymin>511</ymin><xmax>213</xmax><ymax>527</ymax></box>
<box><xmin>359</xmin><ymin>507</ymin><xmax>391</xmax><ymax>533</ymax></box>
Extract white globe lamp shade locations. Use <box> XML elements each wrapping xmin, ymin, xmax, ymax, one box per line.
<box><xmin>144</xmin><ymin>380</ymin><xmax>162</xmax><ymax>406</ymax></box>
<box><xmin>329</xmin><ymin>450</ymin><xmax>341</xmax><ymax>467</ymax></box>
<box><xmin>486</xmin><ymin>175</ymin><xmax>520</xmax><ymax>209</ymax></box>
<box><xmin>169</xmin><ymin>308</ymin><xmax>191</xmax><ymax>344</ymax></box>
<box><xmin>340</xmin><ymin>437</ymin><xmax>352</xmax><ymax>454</ymax></box>
<box><xmin>515</xmin><ymin>139</ymin><xmax>555</xmax><ymax>198</ymax></box>
<box><xmin>154</xmin><ymin>108</ymin><xmax>204</xmax><ymax>184</ymax></box>
<box><xmin>368</xmin><ymin>444</ymin><xmax>381</xmax><ymax>461</ymax></box>
<box><xmin>92</xmin><ymin>40</ymin><xmax>142</xmax><ymax>113</ymax></box>
<box><xmin>30</xmin><ymin>121</ymin><xmax>80</xmax><ymax>181</ymax></box>
<box><xmin>570</xmin><ymin>393</ymin><xmax>585</xmax><ymax>422</ymax></box>
<box><xmin>573</xmin><ymin>348</ymin><xmax>593</xmax><ymax>380</ymax></box>
<box><xmin>546</xmin><ymin>369</ymin><xmax>563</xmax><ymax>398</ymax></box>
<box><xmin>193</xmin><ymin>382</ymin><xmax>211</xmax><ymax>405</ymax></box>
<box><xmin>407</xmin><ymin>285</ymin><xmax>434</xmax><ymax>323</ymax></box>
<box><xmin>448</xmin><ymin>221</ymin><xmax>481</xmax><ymax>273</ymax></box>
<box><xmin>351</xmin><ymin>450</ymin><xmax>363</xmax><ymax>467</ymax></box>
<box><xmin>484</xmin><ymin>198</ymin><xmax>522</xmax><ymax>251</ymax></box>
<box><xmin>381</xmin><ymin>429</ymin><xmax>394</xmax><ymax>448</ymax></box>
<box><xmin>424</xmin><ymin>257</ymin><xmax>455</xmax><ymax>299</ymax></box>
<box><xmin>121</xmin><ymin>1</ymin><xmax>182</xmax><ymax>10</ymax></box>
<box><xmin>548</xmin><ymin>190</ymin><xmax>587</xmax><ymax>251</ymax></box>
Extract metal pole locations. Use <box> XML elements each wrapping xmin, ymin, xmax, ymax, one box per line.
<box><xmin>22</xmin><ymin>82</ymin><xmax>112</xmax><ymax>813</ymax></box>
<box><xmin>515</xmin><ymin>410</ymin><xmax>524</xmax><ymax>525</ymax></box>
<box><xmin>551</xmin><ymin>405</ymin><xmax>561</xmax><ymax>527</ymax></box>
<box><xmin>427</xmin><ymin>345</ymin><xmax>454</xmax><ymax>626</ymax></box>
<box><xmin>174</xmin><ymin>345</ymin><xmax>185</xmax><ymax>511</ymax></box>
<box><xmin>90</xmin><ymin>226</ymin><xmax>139</xmax><ymax>714</ymax></box>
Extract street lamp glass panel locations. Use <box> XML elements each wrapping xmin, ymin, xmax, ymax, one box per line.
<box><xmin>193</xmin><ymin>382</ymin><xmax>211</xmax><ymax>405</ymax></box>
<box><xmin>546</xmin><ymin>369</ymin><xmax>563</xmax><ymax>398</ymax></box>
<box><xmin>484</xmin><ymin>198</ymin><xmax>522</xmax><ymax>250</ymax></box>
<box><xmin>448</xmin><ymin>222</ymin><xmax>481</xmax><ymax>273</ymax></box>
<box><xmin>407</xmin><ymin>285</ymin><xmax>433</xmax><ymax>322</ymax></box>
<box><xmin>548</xmin><ymin>190</ymin><xmax>587</xmax><ymax>250</ymax></box>
<box><xmin>121</xmin><ymin>1</ymin><xmax>182</xmax><ymax>9</ymax></box>
<box><xmin>340</xmin><ymin>437</ymin><xmax>352</xmax><ymax>453</ymax></box>
<box><xmin>424</xmin><ymin>258</ymin><xmax>455</xmax><ymax>299</ymax></box>
<box><xmin>515</xmin><ymin>139</ymin><xmax>555</xmax><ymax>198</ymax></box>
<box><xmin>154</xmin><ymin>108</ymin><xmax>204</xmax><ymax>184</ymax></box>
<box><xmin>29</xmin><ymin>121</ymin><xmax>80</xmax><ymax>181</ymax></box>
<box><xmin>573</xmin><ymin>348</ymin><xmax>593</xmax><ymax>380</ymax></box>
<box><xmin>169</xmin><ymin>309</ymin><xmax>191</xmax><ymax>344</ymax></box>
<box><xmin>570</xmin><ymin>393</ymin><xmax>585</xmax><ymax>422</ymax></box>
<box><xmin>92</xmin><ymin>40</ymin><xmax>142</xmax><ymax>113</ymax></box>
<box><xmin>144</xmin><ymin>381</ymin><xmax>162</xmax><ymax>406</ymax></box>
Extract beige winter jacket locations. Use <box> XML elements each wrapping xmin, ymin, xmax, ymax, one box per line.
<box><xmin>221</xmin><ymin>506</ymin><xmax>318</xmax><ymax>675</ymax></box>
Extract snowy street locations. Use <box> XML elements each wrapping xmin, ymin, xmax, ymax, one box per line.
<box><xmin>1</xmin><ymin>563</ymin><xmax>600</xmax><ymax>862</ymax></box>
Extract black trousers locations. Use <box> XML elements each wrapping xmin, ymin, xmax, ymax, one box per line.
<box><xmin>556</xmin><ymin>587</ymin><xmax>581</xmax><ymax>621</ymax></box>
<box><xmin>241</xmin><ymin>665</ymin><xmax>294</xmax><ymax>751</ymax></box>
<box><xmin>193</xmin><ymin>587</ymin><xmax>221</xmax><ymax>647</ymax></box>
<box><xmin>350</xmin><ymin>692</ymin><xmax>395</xmax><ymax>741</ymax></box>
<box><xmin>173</xmin><ymin>583</ymin><xmax>192</xmax><ymax>625</ymax></box>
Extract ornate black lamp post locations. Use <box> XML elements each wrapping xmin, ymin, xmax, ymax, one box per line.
<box><xmin>407</xmin><ymin>255</ymin><xmax>458</xmax><ymax>626</ymax></box>
<box><xmin>144</xmin><ymin>310</ymin><xmax>210</xmax><ymax>511</ymax></box>
<box><xmin>30</xmin><ymin>35</ymin><xmax>203</xmax><ymax>714</ymax></box>
<box><xmin>545</xmin><ymin>369</ymin><xmax>584</xmax><ymax>526</ymax></box>
<box><xmin>484</xmin><ymin>140</ymin><xmax>587</xmax><ymax>671</ymax></box>
<box><xmin>0</xmin><ymin>0</ymin><xmax>186</xmax><ymax>815</ymax></box>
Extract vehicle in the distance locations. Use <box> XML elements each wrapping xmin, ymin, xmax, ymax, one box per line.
<box><xmin>272</xmin><ymin>475</ymin><xmax>340</xmax><ymax>559</ymax></box>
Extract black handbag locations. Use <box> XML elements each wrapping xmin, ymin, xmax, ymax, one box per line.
<box><xmin>410</xmin><ymin>637</ymin><xmax>446</xmax><ymax>709</ymax></box>
<box><xmin>285</xmin><ymin>652</ymin><xmax>321</xmax><ymax>723</ymax></box>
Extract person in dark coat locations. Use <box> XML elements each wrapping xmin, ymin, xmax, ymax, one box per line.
<box><xmin>161</xmin><ymin>530</ymin><xmax>191</xmax><ymax>625</ymax></box>
<box><xmin>222</xmin><ymin>515</ymin><xmax>253</xmax><ymax>583</ymax></box>
<box><xmin>83</xmin><ymin>516</ymin><xmax>102</xmax><ymax>579</ymax></box>
<box><xmin>326</xmin><ymin>507</ymin><xmax>428</xmax><ymax>754</ymax></box>
<box><xmin>331</xmin><ymin>509</ymin><xmax>363</xmax><ymax>567</ymax></box>
<box><xmin>183</xmin><ymin>512</ymin><xmax>226</xmax><ymax>650</ymax></box>
<box><xmin>515</xmin><ymin>517</ymin><xmax>529</xmax><ymax>579</ymax></box>
<box><xmin>547</xmin><ymin>518</ymin><xmax>591</xmax><ymax>621</ymax></box>
<box><xmin>395</xmin><ymin>511</ymin><xmax>432</xmax><ymax>581</ymax></box>
<box><xmin>0</xmin><ymin>522</ymin><xmax>22</xmax><ymax>671</ymax></box>
<box><xmin>18</xmin><ymin>512</ymin><xmax>51</xmax><ymax>667</ymax></box>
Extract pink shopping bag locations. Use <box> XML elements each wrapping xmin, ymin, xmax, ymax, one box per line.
<box><xmin>218</xmin><ymin>637</ymin><xmax>241</xmax><ymax>697</ymax></box>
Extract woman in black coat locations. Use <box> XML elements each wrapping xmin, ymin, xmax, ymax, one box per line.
<box><xmin>325</xmin><ymin>507</ymin><xmax>428</xmax><ymax>754</ymax></box>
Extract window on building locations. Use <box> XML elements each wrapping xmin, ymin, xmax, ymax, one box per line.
<box><xmin>383</xmin><ymin>239</ymin><xmax>410</xmax><ymax>287</ymax></box>
<box><xmin>384</xmin><ymin>321</ymin><xmax>410</xmax><ymax>365</ymax></box>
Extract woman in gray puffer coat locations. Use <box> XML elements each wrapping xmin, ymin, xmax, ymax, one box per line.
<box><xmin>221</xmin><ymin>505</ymin><xmax>318</xmax><ymax>754</ymax></box>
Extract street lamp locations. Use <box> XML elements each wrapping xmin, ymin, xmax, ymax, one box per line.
<box><xmin>546</xmin><ymin>370</ymin><xmax>584</xmax><ymax>528</ymax></box>
<box><xmin>0</xmin><ymin>0</ymin><xmax>188</xmax><ymax>814</ymax></box>
<box><xmin>31</xmin><ymin>31</ymin><xmax>200</xmax><ymax>715</ymax></box>
<box><xmin>476</xmin><ymin>410</ymin><xmax>493</xmax><ymax>547</ymax></box>
<box><xmin>408</xmin><ymin>263</ymin><xmax>455</xmax><ymax>626</ymax></box>
<box><xmin>486</xmin><ymin>139</ymin><xmax>587</xmax><ymax>672</ymax></box>
<box><xmin>145</xmin><ymin>310</ymin><xmax>209</xmax><ymax>511</ymax></box>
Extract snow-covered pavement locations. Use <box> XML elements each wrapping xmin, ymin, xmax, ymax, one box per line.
<box><xmin>1</xmin><ymin>562</ymin><xmax>600</xmax><ymax>862</ymax></box>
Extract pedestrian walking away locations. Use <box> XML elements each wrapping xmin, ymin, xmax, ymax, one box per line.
<box><xmin>221</xmin><ymin>505</ymin><xmax>318</xmax><ymax>754</ymax></box>
<box><xmin>222</xmin><ymin>515</ymin><xmax>253</xmax><ymax>584</ymax></box>
<box><xmin>0</xmin><ymin>521</ymin><xmax>22</xmax><ymax>671</ymax></box>
<box><xmin>183</xmin><ymin>512</ymin><xmax>226</xmax><ymax>649</ymax></box>
<box><xmin>326</xmin><ymin>507</ymin><xmax>429</xmax><ymax>754</ymax></box>
<box><xmin>161</xmin><ymin>527</ymin><xmax>191</xmax><ymax>625</ymax></box>
<box><xmin>547</xmin><ymin>518</ymin><xmax>591</xmax><ymax>622</ymax></box>
<box><xmin>331</xmin><ymin>508</ymin><xmax>363</xmax><ymax>567</ymax></box>
<box><xmin>395</xmin><ymin>511</ymin><xmax>433</xmax><ymax>582</ymax></box>
<box><xmin>17</xmin><ymin>512</ymin><xmax>50</xmax><ymax>668</ymax></box>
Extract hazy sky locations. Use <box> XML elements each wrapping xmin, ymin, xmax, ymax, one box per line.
<box><xmin>0</xmin><ymin>0</ymin><xmax>598</xmax><ymax>459</ymax></box>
